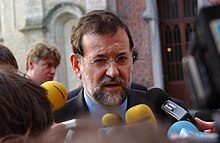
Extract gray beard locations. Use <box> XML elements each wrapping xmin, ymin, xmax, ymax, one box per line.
<box><xmin>94</xmin><ymin>88</ymin><xmax>128</xmax><ymax>106</ymax></box>
<box><xmin>92</xmin><ymin>76</ymin><xmax>129</xmax><ymax>106</ymax></box>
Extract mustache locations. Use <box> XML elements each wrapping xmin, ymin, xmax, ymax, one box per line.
<box><xmin>99</xmin><ymin>76</ymin><xmax>124</xmax><ymax>85</ymax></box>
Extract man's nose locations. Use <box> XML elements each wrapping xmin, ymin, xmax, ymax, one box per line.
<box><xmin>50</xmin><ymin>67</ymin><xmax>56</xmax><ymax>74</ymax></box>
<box><xmin>105</xmin><ymin>61</ymin><xmax>119</xmax><ymax>78</ymax></box>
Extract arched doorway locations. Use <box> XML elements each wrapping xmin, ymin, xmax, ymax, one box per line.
<box><xmin>43</xmin><ymin>3</ymin><xmax>84</xmax><ymax>90</ymax></box>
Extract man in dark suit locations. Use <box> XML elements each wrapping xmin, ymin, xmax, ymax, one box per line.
<box><xmin>54</xmin><ymin>10</ymin><xmax>184</xmax><ymax>127</ymax></box>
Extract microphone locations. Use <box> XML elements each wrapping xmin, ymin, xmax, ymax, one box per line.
<box><xmin>99</xmin><ymin>113</ymin><xmax>124</xmax><ymax>136</ymax></box>
<box><xmin>62</xmin><ymin>119</ymin><xmax>97</xmax><ymax>130</ymax></box>
<box><xmin>41</xmin><ymin>81</ymin><xmax>67</xmax><ymax>110</ymax></box>
<box><xmin>102</xmin><ymin>113</ymin><xmax>123</xmax><ymax>127</ymax></box>
<box><xmin>99</xmin><ymin>104</ymin><xmax>157</xmax><ymax>136</ymax></box>
<box><xmin>147</xmin><ymin>87</ymin><xmax>203</xmax><ymax>131</ymax></box>
<box><xmin>125</xmin><ymin>104</ymin><xmax>157</xmax><ymax>129</ymax></box>
<box><xmin>167</xmin><ymin>120</ymin><xmax>198</xmax><ymax>137</ymax></box>
<box><xmin>194</xmin><ymin>110</ymin><xmax>214</xmax><ymax>122</ymax></box>
<box><xmin>167</xmin><ymin>121</ymin><xmax>218</xmax><ymax>142</ymax></box>
<box><xmin>62</xmin><ymin>119</ymin><xmax>81</xmax><ymax>129</ymax></box>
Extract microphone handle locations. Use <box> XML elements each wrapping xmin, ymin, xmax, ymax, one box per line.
<box><xmin>62</xmin><ymin>119</ymin><xmax>77</xmax><ymax>129</ymax></box>
<box><xmin>162</xmin><ymin>100</ymin><xmax>203</xmax><ymax>131</ymax></box>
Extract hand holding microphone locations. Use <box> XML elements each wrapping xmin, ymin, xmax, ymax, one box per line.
<box><xmin>195</xmin><ymin>118</ymin><xmax>216</xmax><ymax>133</ymax></box>
<box><xmin>41</xmin><ymin>81</ymin><xmax>67</xmax><ymax>110</ymax></box>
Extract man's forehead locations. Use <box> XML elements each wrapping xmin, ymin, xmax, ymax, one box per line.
<box><xmin>82</xmin><ymin>29</ymin><xmax>130</xmax><ymax>55</ymax></box>
<box><xmin>39</xmin><ymin>58</ymin><xmax>57</xmax><ymax>64</ymax></box>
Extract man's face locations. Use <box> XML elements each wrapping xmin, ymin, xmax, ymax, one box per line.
<box><xmin>70</xmin><ymin>28</ymin><xmax>133</xmax><ymax>106</ymax></box>
<box><xmin>30</xmin><ymin>57</ymin><xmax>57</xmax><ymax>85</ymax></box>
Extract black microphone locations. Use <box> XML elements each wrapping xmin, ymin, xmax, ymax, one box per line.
<box><xmin>147</xmin><ymin>87</ymin><xmax>203</xmax><ymax>131</ymax></box>
<box><xmin>194</xmin><ymin>110</ymin><xmax>214</xmax><ymax>122</ymax></box>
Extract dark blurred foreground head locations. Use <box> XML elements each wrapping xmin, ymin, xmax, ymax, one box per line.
<box><xmin>0</xmin><ymin>66</ymin><xmax>53</xmax><ymax>141</ymax></box>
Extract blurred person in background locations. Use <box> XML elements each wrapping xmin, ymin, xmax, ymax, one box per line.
<box><xmin>25</xmin><ymin>42</ymin><xmax>61</xmax><ymax>85</ymax></box>
<box><xmin>0</xmin><ymin>44</ymin><xmax>18</xmax><ymax>71</ymax></box>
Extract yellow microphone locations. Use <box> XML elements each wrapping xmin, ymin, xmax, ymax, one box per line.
<box><xmin>125</xmin><ymin>104</ymin><xmax>157</xmax><ymax>129</ymax></box>
<box><xmin>101</xmin><ymin>113</ymin><xmax>123</xmax><ymax>127</ymax></box>
<box><xmin>41</xmin><ymin>81</ymin><xmax>67</xmax><ymax>111</ymax></box>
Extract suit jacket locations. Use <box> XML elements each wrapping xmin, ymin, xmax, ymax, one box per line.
<box><xmin>54</xmin><ymin>88</ymin><xmax>185</xmax><ymax>124</ymax></box>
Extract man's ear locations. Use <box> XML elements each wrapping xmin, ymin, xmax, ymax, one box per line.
<box><xmin>28</xmin><ymin>61</ymin><xmax>34</xmax><ymax>69</ymax></box>
<box><xmin>69</xmin><ymin>53</ymin><xmax>82</xmax><ymax>79</ymax></box>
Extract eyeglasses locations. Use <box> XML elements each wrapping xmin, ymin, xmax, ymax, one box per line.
<box><xmin>77</xmin><ymin>54</ymin><xmax>133</xmax><ymax>69</ymax></box>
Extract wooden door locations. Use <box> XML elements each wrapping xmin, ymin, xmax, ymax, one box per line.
<box><xmin>158</xmin><ymin>0</ymin><xmax>197</xmax><ymax>107</ymax></box>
